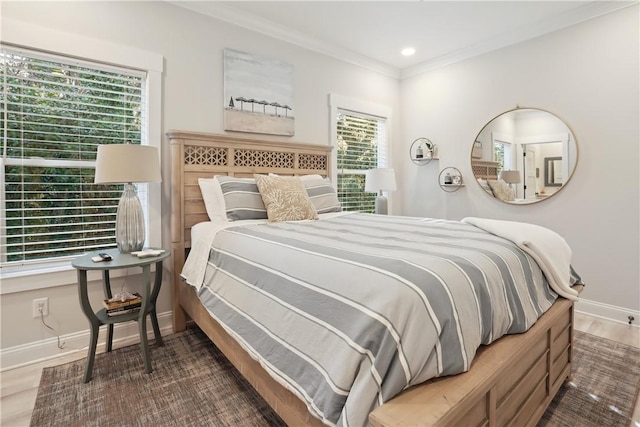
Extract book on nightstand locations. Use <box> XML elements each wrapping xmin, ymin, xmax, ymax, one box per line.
<box><xmin>107</xmin><ymin>304</ymin><xmax>141</xmax><ymax>316</ymax></box>
<box><xmin>103</xmin><ymin>293</ymin><xmax>142</xmax><ymax>310</ymax></box>
<box><xmin>104</xmin><ymin>293</ymin><xmax>142</xmax><ymax>316</ymax></box>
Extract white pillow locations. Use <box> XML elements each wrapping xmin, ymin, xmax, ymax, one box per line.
<box><xmin>300</xmin><ymin>174</ymin><xmax>324</xmax><ymax>181</ymax></box>
<box><xmin>198</xmin><ymin>177</ymin><xmax>227</xmax><ymax>222</ymax></box>
<box><xmin>268</xmin><ymin>173</ymin><xmax>323</xmax><ymax>181</ymax></box>
<box><xmin>477</xmin><ymin>178</ymin><xmax>494</xmax><ymax>195</ymax></box>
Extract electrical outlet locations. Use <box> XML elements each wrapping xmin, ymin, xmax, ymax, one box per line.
<box><xmin>33</xmin><ymin>297</ymin><xmax>49</xmax><ymax>318</ymax></box>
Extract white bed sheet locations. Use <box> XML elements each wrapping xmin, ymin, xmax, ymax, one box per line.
<box><xmin>462</xmin><ymin>216</ymin><xmax>579</xmax><ymax>300</ymax></box>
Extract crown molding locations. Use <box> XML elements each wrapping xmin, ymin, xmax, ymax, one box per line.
<box><xmin>166</xmin><ymin>1</ymin><xmax>400</xmax><ymax>79</ymax></box>
<box><xmin>168</xmin><ymin>1</ymin><xmax>637</xmax><ymax>81</ymax></box>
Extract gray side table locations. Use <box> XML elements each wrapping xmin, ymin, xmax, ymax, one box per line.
<box><xmin>72</xmin><ymin>248</ymin><xmax>170</xmax><ymax>383</ymax></box>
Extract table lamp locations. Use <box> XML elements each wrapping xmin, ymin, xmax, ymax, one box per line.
<box><xmin>94</xmin><ymin>144</ymin><xmax>161</xmax><ymax>253</ymax></box>
<box><xmin>499</xmin><ymin>170</ymin><xmax>521</xmax><ymax>188</ymax></box>
<box><xmin>365</xmin><ymin>168</ymin><xmax>396</xmax><ymax>215</ymax></box>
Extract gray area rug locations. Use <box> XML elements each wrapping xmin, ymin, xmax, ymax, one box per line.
<box><xmin>30</xmin><ymin>327</ymin><xmax>284</xmax><ymax>427</ymax></box>
<box><xmin>31</xmin><ymin>328</ymin><xmax>640</xmax><ymax>426</ymax></box>
<box><xmin>538</xmin><ymin>330</ymin><xmax>640</xmax><ymax>427</ymax></box>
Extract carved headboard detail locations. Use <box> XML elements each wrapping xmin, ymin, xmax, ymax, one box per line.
<box><xmin>471</xmin><ymin>159</ymin><xmax>500</xmax><ymax>180</ymax></box>
<box><xmin>168</xmin><ymin>130</ymin><xmax>332</xmax><ymax>249</ymax></box>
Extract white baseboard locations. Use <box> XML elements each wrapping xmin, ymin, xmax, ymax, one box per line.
<box><xmin>2</xmin><ymin>301</ymin><xmax>638</xmax><ymax>372</ymax></box>
<box><xmin>575</xmin><ymin>298</ymin><xmax>640</xmax><ymax>327</ymax></box>
<box><xmin>0</xmin><ymin>311</ymin><xmax>174</xmax><ymax>372</ymax></box>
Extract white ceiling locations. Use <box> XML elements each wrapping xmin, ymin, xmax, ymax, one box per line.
<box><xmin>171</xmin><ymin>1</ymin><xmax>635</xmax><ymax>79</ymax></box>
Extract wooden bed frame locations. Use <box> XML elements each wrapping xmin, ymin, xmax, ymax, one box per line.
<box><xmin>168</xmin><ymin>130</ymin><xmax>576</xmax><ymax>427</ymax></box>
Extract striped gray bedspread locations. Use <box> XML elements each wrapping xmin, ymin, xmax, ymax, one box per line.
<box><xmin>196</xmin><ymin>213</ymin><xmax>557</xmax><ymax>426</ymax></box>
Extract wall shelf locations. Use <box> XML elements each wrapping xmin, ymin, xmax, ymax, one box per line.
<box><xmin>410</xmin><ymin>138</ymin><xmax>437</xmax><ymax>165</ymax></box>
<box><xmin>411</xmin><ymin>157</ymin><xmax>439</xmax><ymax>165</ymax></box>
<box><xmin>439</xmin><ymin>167</ymin><xmax>464</xmax><ymax>192</ymax></box>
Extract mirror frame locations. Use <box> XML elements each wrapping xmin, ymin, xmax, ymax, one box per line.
<box><xmin>471</xmin><ymin>107</ymin><xmax>578</xmax><ymax>205</ymax></box>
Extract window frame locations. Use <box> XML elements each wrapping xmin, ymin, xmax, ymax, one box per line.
<box><xmin>492</xmin><ymin>132</ymin><xmax>514</xmax><ymax>173</ymax></box>
<box><xmin>1</xmin><ymin>48</ymin><xmax>148</xmax><ymax>265</ymax></box>
<box><xmin>329</xmin><ymin>94</ymin><xmax>393</xmax><ymax>212</ymax></box>
<box><xmin>0</xmin><ymin>19</ymin><xmax>163</xmax><ymax>294</ymax></box>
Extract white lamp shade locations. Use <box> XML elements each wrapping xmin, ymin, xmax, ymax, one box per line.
<box><xmin>499</xmin><ymin>170</ymin><xmax>521</xmax><ymax>184</ymax></box>
<box><xmin>94</xmin><ymin>144</ymin><xmax>162</xmax><ymax>184</ymax></box>
<box><xmin>365</xmin><ymin>168</ymin><xmax>397</xmax><ymax>192</ymax></box>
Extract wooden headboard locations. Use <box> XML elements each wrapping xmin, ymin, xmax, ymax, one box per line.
<box><xmin>471</xmin><ymin>159</ymin><xmax>500</xmax><ymax>180</ymax></box>
<box><xmin>167</xmin><ymin>130</ymin><xmax>332</xmax><ymax>328</ymax></box>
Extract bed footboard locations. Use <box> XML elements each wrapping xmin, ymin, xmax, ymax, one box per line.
<box><xmin>369</xmin><ymin>297</ymin><xmax>575</xmax><ymax>427</ymax></box>
<box><xmin>178</xmin><ymin>277</ymin><xmax>574</xmax><ymax>427</ymax></box>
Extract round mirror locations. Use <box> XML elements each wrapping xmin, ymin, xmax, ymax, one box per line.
<box><xmin>471</xmin><ymin>107</ymin><xmax>578</xmax><ymax>204</ymax></box>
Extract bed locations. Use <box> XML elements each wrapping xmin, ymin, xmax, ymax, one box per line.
<box><xmin>168</xmin><ymin>130</ymin><xmax>581</xmax><ymax>427</ymax></box>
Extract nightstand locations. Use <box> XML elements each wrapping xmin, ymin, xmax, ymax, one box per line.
<box><xmin>72</xmin><ymin>248</ymin><xmax>170</xmax><ymax>383</ymax></box>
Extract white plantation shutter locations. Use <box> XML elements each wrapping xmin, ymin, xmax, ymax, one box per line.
<box><xmin>336</xmin><ymin>108</ymin><xmax>388</xmax><ymax>212</ymax></box>
<box><xmin>0</xmin><ymin>46</ymin><xmax>147</xmax><ymax>266</ymax></box>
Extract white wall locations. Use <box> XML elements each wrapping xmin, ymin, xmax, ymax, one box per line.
<box><xmin>0</xmin><ymin>1</ymin><xmax>400</xmax><ymax>362</ymax></box>
<box><xmin>399</xmin><ymin>6</ymin><xmax>639</xmax><ymax>319</ymax></box>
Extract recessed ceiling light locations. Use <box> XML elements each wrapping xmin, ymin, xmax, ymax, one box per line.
<box><xmin>401</xmin><ymin>47</ymin><xmax>416</xmax><ymax>56</ymax></box>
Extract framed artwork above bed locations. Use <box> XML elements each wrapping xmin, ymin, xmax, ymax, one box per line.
<box><xmin>223</xmin><ymin>48</ymin><xmax>295</xmax><ymax>137</ymax></box>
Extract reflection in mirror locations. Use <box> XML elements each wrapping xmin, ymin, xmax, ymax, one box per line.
<box><xmin>471</xmin><ymin>108</ymin><xmax>578</xmax><ymax>204</ymax></box>
<box><xmin>544</xmin><ymin>157</ymin><xmax>562</xmax><ymax>187</ymax></box>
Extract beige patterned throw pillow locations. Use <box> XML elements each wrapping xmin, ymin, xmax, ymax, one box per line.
<box><xmin>254</xmin><ymin>174</ymin><xmax>319</xmax><ymax>222</ymax></box>
<box><xmin>488</xmin><ymin>179</ymin><xmax>515</xmax><ymax>202</ymax></box>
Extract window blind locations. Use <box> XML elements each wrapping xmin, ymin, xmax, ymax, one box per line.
<box><xmin>0</xmin><ymin>47</ymin><xmax>147</xmax><ymax>266</ymax></box>
<box><xmin>336</xmin><ymin>109</ymin><xmax>388</xmax><ymax>212</ymax></box>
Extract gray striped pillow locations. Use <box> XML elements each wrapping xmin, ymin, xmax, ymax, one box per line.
<box><xmin>216</xmin><ymin>176</ymin><xmax>268</xmax><ymax>221</ymax></box>
<box><xmin>303</xmin><ymin>178</ymin><xmax>342</xmax><ymax>214</ymax></box>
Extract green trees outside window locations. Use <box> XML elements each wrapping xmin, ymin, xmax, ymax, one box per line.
<box><xmin>1</xmin><ymin>49</ymin><xmax>145</xmax><ymax>265</ymax></box>
<box><xmin>494</xmin><ymin>142</ymin><xmax>506</xmax><ymax>175</ymax></box>
<box><xmin>336</xmin><ymin>111</ymin><xmax>386</xmax><ymax>213</ymax></box>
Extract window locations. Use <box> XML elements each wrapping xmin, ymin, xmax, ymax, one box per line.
<box><xmin>1</xmin><ymin>47</ymin><xmax>147</xmax><ymax>268</ymax></box>
<box><xmin>492</xmin><ymin>133</ymin><xmax>514</xmax><ymax>174</ymax></box>
<box><xmin>493</xmin><ymin>142</ymin><xmax>514</xmax><ymax>174</ymax></box>
<box><xmin>493</xmin><ymin>142</ymin><xmax>505</xmax><ymax>173</ymax></box>
<box><xmin>333</xmin><ymin>104</ymin><xmax>389</xmax><ymax>213</ymax></box>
